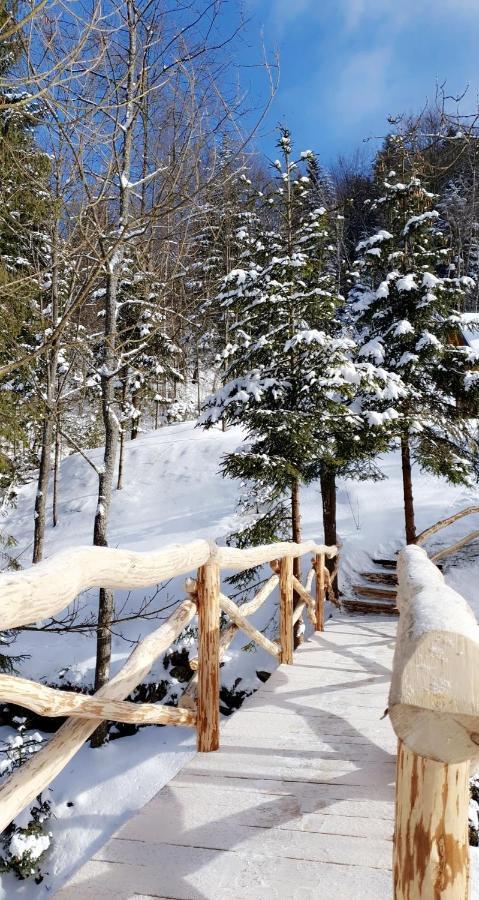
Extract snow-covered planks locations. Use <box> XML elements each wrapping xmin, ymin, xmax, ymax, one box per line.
<box><xmin>57</xmin><ymin>615</ymin><xmax>396</xmax><ymax>900</ymax></box>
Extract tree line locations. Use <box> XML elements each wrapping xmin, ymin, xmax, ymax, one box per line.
<box><xmin>2</xmin><ymin>0</ymin><xmax>479</xmax><ymax>736</ymax></box>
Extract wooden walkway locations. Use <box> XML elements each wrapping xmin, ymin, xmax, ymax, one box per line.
<box><xmin>57</xmin><ymin>615</ymin><xmax>397</xmax><ymax>899</ymax></box>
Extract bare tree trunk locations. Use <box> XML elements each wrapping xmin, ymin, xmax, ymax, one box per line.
<box><xmin>33</xmin><ymin>219</ymin><xmax>60</xmax><ymax>562</ymax></box>
<box><xmin>52</xmin><ymin>417</ymin><xmax>61</xmax><ymax>527</ymax></box>
<box><xmin>91</xmin><ymin>354</ymin><xmax>119</xmax><ymax>746</ymax></box>
<box><xmin>320</xmin><ymin>464</ymin><xmax>338</xmax><ymax>599</ymax></box>
<box><xmin>33</xmin><ymin>416</ymin><xmax>54</xmax><ymax>562</ymax></box>
<box><xmin>401</xmin><ymin>432</ymin><xmax>416</xmax><ymax>544</ymax></box>
<box><xmin>117</xmin><ymin>378</ymin><xmax>127</xmax><ymax>491</ymax></box>
<box><xmin>91</xmin><ymin>0</ymin><xmax>136</xmax><ymax>747</ymax></box>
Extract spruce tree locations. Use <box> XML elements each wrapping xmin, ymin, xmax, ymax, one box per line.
<box><xmin>349</xmin><ymin>171</ymin><xmax>476</xmax><ymax>542</ymax></box>
<box><xmin>201</xmin><ymin>129</ymin><xmax>404</xmax><ymax>584</ymax></box>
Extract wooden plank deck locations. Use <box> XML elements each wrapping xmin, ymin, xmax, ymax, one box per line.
<box><xmin>57</xmin><ymin>615</ymin><xmax>397</xmax><ymax>899</ymax></box>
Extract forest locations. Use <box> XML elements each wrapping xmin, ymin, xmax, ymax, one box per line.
<box><xmin>1</xmin><ymin>0</ymin><xmax>479</xmax><ymax>893</ymax></box>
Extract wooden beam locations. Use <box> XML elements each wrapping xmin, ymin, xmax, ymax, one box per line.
<box><xmin>279</xmin><ymin>556</ymin><xmax>293</xmax><ymax>664</ymax></box>
<box><xmin>314</xmin><ymin>552</ymin><xmax>325</xmax><ymax>632</ymax></box>
<box><xmin>196</xmin><ymin>560</ymin><xmax>220</xmax><ymax>752</ymax></box>
<box><xmin>389</xmin><ymin>545</ymin><xmax>479</xmax><ymax>763</ymax></box>
<box><xmin>393</xmin><ymin>740</ymin><xmax>469</xmax><ymax>899</ymax></box>
<box><xmin>0</xmin><ymin>597</ymin><xmax>197</xmax><ymax>833</ymax></box>
<box><xmin>416</xmin><ymin>505</ymin><xmax>479</xmax><ymax>547</ymax></box>
<box><xmin>431</xmin><ymin>529</ymin><xmax>479</xmax><ymax>563</ymax></box>
<box><xmin>188</xmin><ymin>576</ymin><xmax>279</xmax><ymax>672</ymax></box>
<box><xmin>292</xmin><ymin>576</ymin><xmax>316</xmax><ymax>627</ymax></box>
<box><xmin>219</xmin><ymin>594</ymin><xmax>280</xmax><ymax>659</ymax></box>
<box><xmin>0</xmin><ymin>540</ymin><xmax>210</xmax><ymax>630</ymax></box>
<box><xmin>215</xmin><ymin>541</ymin><xmax>337</xmax><ymax>573</ymax></box>
<box><xmin>0</xmin><ymin>674</ymin><xmax>196</xmax><ymax>727</ymax></box>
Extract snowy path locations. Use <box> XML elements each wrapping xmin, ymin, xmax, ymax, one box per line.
<box><xmin>57</xmin><ymin>615</ymin><xmax>396</xmax><ymax>899</ymax></box>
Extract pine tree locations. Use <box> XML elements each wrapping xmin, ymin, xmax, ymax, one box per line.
<box><xmin>349</xmin><ymin>170</ymin><xmax>477</xmax><ymax>542</ymax></box>
<box><xmin>201</xmin><ymin>129</ymin><xmax>404</xmax><ymax>585</ymax></box>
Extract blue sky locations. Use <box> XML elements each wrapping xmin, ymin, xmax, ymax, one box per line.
<box><xmin>226</xmin><ymin>0</ymin><xmax>479</xmax><ymax>167</ymax></box>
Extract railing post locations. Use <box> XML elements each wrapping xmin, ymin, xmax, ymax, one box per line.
<box><xmin>279</xmin><ymin>555</ymin><xmax>293</xmax><ymax>664</ymax></box>
<box><xmin>393</xmin><ymin>740</ymin><xmax>470</xmax><ymax>899</ymax></box>
<box><xmin>314</xmin><ymin>552</ymin><xmax>325</xmax><ymax>632</ymax></box>
<box><xmin>196</xmin><ymin>559</ymin><xmax>220</xmax><ymax>752</ymax></box>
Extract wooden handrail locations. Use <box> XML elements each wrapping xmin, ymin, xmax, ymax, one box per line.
<box><xmin>389</xmin><ymin>545</ymin><xmax>476</xmax><ymax>899</ymax></box>
<box><xmin>0</xmin><ymin>540</ymin><xmax>211</xmax><ymax>630</ymax></box>
<box><xmin>0</xmin><ymin>536</ymin><xmax>337</xmax><ymax>831</ymax></box>
<box><xmin>416</xmin><ymin>505</ymin><xmax>479</xmax><ymax>547</ymax></box>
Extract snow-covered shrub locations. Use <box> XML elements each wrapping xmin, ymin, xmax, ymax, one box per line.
<box><xmin>0</xmin><ymin>720</ymin><xmax>52</xmax><ymax>882</ymax></box>
<box><xmin>220</xmin><ymin>677</ymin><xmax>253</xmax><ymax>715</ymax></box>
<box><xmin>0</xmin><ymin>796</ymin><xmax>52</xmax><ymax>883</ymax></box>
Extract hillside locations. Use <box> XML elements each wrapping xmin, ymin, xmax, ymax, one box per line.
<box><xmin>1</xmin><ymin>421</ymin><xmax>479</xmax><ymax>896</ymax></box>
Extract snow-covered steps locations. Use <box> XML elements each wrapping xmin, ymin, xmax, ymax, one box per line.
<box><xmin>56</xmin><ymin>616</ymin><xmax>397</xmax><ymax>900</ymax></box>
<box><xmin>342</xmin><ymin>597</ymin><xmax>398</xmax><ymax>616</ymax></box>
<box><xmin>359</xmin><ymin>571</ymin><xmax>398</xmax><ymax>586</ymax></box>
<box><xmin>342</xmin><ymin>558</ymin><xmax>399</xmax><ymax>615</ymax></box>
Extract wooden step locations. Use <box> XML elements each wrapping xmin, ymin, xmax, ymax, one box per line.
<box><xmin>359</xmin><ymin>572</ymin><xmax>398</xmax><ymax>587</ymax></box>
<box><xmin>342</xmin><ymin>598</ymin><xmax>398</xmax><ymax>616</ymax></box>
<box><xmin>352</xmin><ymin>585</ymin><xmax>397</xmax><ymax>601</ymax></box>
<box><xmin>371</xmin><ymin>556</ymin><xmax>442</xmax><ymax>572</ymax></box>
<box><xmin>371</xmin><ymin>558</ymin><xmax>397</xmax><ymax>569</ymax></box>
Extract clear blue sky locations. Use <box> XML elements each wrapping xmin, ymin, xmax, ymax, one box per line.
<box><xmin>225</xmin><ymin>0</ymin><xmax>479</xmax><ymax>168</ymax></box>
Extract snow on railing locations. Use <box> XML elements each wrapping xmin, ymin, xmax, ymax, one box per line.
<box><xmin>0</xmin><ymin>538</ymin><xmax>337</xmax><ymax>833</ymax></box>
<box><xmin>389</xmin><ymin>544</ymin><xmax>478</xmax><ymax>899</ymax></box>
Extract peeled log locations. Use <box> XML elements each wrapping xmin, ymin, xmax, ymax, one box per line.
<box><xmin>0</xmin><ymin>597</ymin><xmax>197</xmax><ymax>833</ymax></box>
<box><xmin>389</xmin><ymin>545</ymin><xmax>479</xmax><ymax>764</ymax></box>
<box><xmin>393</xmin><ymin>740</ymin><xmax>470</xmax><ymax>899</ymax></box>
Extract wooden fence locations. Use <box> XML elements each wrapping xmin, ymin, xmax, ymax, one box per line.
<box><xmin>416</xmin><ymin>505</ymin><xmax>479</xmax><ymax>564</ymax></box>
<box><xmin>389</xmin><ymin>544</ymin><xmax>479</xmax><ymax>899</ymax></box>
<box><xmin>0</xmin><ymin>537</ymin><xmax>337</xmax><ymax>833</ymax></box>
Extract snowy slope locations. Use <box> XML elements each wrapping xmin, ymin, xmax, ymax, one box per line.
<box><xmin>1</xmin><ymin>420</ymin><xmax>479</xmax><ymax>896</ymax></box>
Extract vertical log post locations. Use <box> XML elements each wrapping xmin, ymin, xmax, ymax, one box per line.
<box><xmin>279</xmin><ymin>555</ymin><xmax>294</xmax><ymax>664</ymax></box>
<box><xmin>196</xmin><ymin>560</ymin><xmax>220</xmax><ymax>752</ymax></box>
<box><xmin>393</xmin><ymin>740</ymin><xmax>470</xmax><ymax>899</ymax></box>
<box><xmin>314</xmin><ymin>552</ymin><xmax>325</xmax><ymax>632</ymax></box>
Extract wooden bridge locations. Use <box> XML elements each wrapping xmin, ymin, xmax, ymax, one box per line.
<box><xmin>0</xmin><ymin>520</ymin><xmax>478</xmax><ymax>898</ymax></box>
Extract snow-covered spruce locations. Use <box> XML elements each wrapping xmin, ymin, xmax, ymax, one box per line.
<box><xmin>348</xmin><ymin>171</ymin><xmax>479</xmax><ymax>542</ymax></box>
<box><xmin>201</xmin><ymin>129</ymin><xmax>405</xmax><ymax>589</ymax></box>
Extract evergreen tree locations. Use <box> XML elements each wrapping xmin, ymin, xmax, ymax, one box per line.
<box><xmin>349</xmin><ymin>171</ymin><xmax>477</xmax><ymax>542</ymax></box>
<box><xmin>201</xmin><ymin>129</ymin><xmax>404</xmax><ymax>586</ymax></box>
<box><xmin>0</xmin><ymin>1</ymin><xmax>53</xmax><ymax>496</ymax></box>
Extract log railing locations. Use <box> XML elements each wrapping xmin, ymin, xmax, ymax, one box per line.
<box><xmin>0</xmin><ymin>537</ymin><xmax>337</xmax><ymax>832</ymax></box>
<box><xmin>389</xmin><ymin>544</ymin><xmax>478</xmax><ymax>899</ymax></box>
<box><xmin>416</xmin><ymin>505</ymin><xmax>479</xmax><ymax>564</ymax></box>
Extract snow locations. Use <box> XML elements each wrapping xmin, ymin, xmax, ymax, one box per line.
<box><xmin>8</xmin><ymin>832</ymin><xmax>51</xmax><ymax>861</ymax></box>
<box><xmin>398</xmin><ymin>545</ymin><xmax>479</xmax><ymax>642</ymax></box>
<box><xmin>356</xmin><ymin>230</ymin><xmax>393</xmax><ymax>253</ymax></box>
<box><xmin>457</xmin><ymin>313</ymin><xmax>479</xmax><ymax>352</ymax></box>
<box><xmin>396</xmin><ymin>274</ymin><xmax>417</xmax><ymax>292</ymax></box>
<box><xmin>2</xmin><ymin>421</ymin><xmax>479</xmax><ymax>896</ymax></box>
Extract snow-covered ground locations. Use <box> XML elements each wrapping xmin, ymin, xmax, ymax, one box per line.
<box><xmin>1</xmin><ymin>420</ymin><xmax>479</xmax><ymax>897</ymax></box>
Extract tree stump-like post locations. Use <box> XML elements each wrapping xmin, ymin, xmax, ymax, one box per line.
<box><xmin>314</xmin><ymin>552</ymin><xmax>325</xmax><ymax>632</ymax></box>
<box><xmin>196</xmin><ymin>559</ymin><xmax>220</xmax><ymax>752</ymax></box>
<box><xmin>393</xmin><ymin>740</ymin><xmax>470</xmax><ymax>899</ymax></box>
<box><xmin>279</xmin><ymin>556</ymin><xmax>294</xmax><ymax>664</ymax></box>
